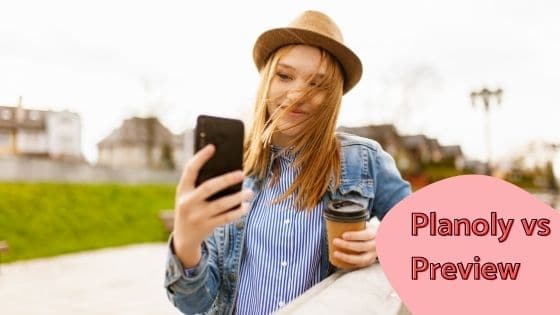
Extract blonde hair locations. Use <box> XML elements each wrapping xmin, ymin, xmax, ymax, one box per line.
<box><xmin>244</xmin><ymin>45</ymin><xmax>344</xmax><ymax>211</ymax></box>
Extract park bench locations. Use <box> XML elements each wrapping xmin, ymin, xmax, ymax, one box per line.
<box><xmin>0</xmin><ymin>240</ymin><xmax>9</xmax><ymax>273</ymax></box>
<box><xmin>159</xmin><ymin>210</ymin><xmax>175</xmax><ymax>232</ymax></box>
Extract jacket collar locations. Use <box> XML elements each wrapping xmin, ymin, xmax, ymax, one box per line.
<box><xmin>245</xmin><ymin>147</ymin><xmax>342</xmax><ymax>197</ymax></box>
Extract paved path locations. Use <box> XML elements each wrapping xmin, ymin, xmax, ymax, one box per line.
<box><xmin>0</xmin><ymin>243</ymin><xmax>182</xmax><ymax>315</ymax></box>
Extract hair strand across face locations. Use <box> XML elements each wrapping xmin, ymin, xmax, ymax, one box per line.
<box><xmin>244</xmin><ymin>45</ymin><xmax>345</xmax><ymax>211</ymax></box>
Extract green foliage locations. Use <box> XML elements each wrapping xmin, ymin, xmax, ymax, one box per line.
<box><xmin>0</xmin><ymin>182</ymin><xmax>175</xmax><ymax>263</ymax></box>
<box><xmin>504</xmin><ymin>162</ymin><xmax>559</xmax><ymax>191</ymax></box>
<box><xmin>420</xmin><ymin>162</ymin><xmax>465</xmax><ymax>182</ymax></box>
<box><xmin>504</xmin><ymin>171</ymin><xmax>538</xmax><ymax>190</ymax></box>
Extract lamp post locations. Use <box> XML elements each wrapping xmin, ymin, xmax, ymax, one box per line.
<box><xmin>548</xmin><ymin>143</ymin><xmax>560</xmax><ymax>194</ymax></box>
<box><xmin>470</xmin><ymin>88</ymin><xmax>502</xmax><ymax>175</ymax></box>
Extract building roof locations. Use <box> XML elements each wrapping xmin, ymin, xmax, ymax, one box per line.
<box><xmin>401</xmin><ymin>135</ymin><xmax>429</xmax><ymax>149</ymax></box>
<box><xmin>338</xmin><ymin>124</ymin><xmax>399</xmax><ymax>140</ymax></box>
<box><xmin>0</xmin><ymin>106</ymin><xmax>16</xmax><ymax>128</ymax></box>
<box><xmin>97</xmin><ymin>117</ymin><xmax>174</xmax><ymax>147</ymax></box>
<box><xmin>440</xmin><ymin>145</ymin><xmax>463</xmax><ymax>158</ymax></box>
<box><xmin>0</xmin><ymin>105</ymin><xmax>48</xmax><ymax>130</ymax></box>
<box><xmin>427</xmin><ymin>138</ymin><xmax>441</xmax><ymax>151</ymax></box>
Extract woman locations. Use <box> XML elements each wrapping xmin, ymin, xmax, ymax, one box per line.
<box><xmin>164</xmin><ymin>10</ymin><xmax>411</xmax><ymax>315</ymax></box>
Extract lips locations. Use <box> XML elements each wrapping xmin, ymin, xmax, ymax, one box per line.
<box><xmin>279</xmin><ymin>106</ymin><xmax>307</xmax><ymax>115</ymax></box>
<box><xmin>290</xmin><ymin>110</ymin><xmax>307</xmax><ymax>114</ymax></box>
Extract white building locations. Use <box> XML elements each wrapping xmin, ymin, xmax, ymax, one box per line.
<box><xmin>0</xmin><ymin>98</ymin><xmax>82</xmax><ymax>160</ymax></box>
<box><xmin>97</xmin><ymin>116</ymin><xmax>190</xmax><ymax>170</ymax></box>
<box><xmin>180</xmin><ymin>128</ymin><xmax>194</xmax><ymax>168</ymax></box>
<box><xmin>97</xmin><ymin>117</ymin><xmax>168</xmax><ymax>169</ymax></box>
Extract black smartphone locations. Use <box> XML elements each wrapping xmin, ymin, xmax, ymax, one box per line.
<box><xmin>194</xmin><ymin>115</ymin><xmax>244</xmax><ymax>201</ymax></box>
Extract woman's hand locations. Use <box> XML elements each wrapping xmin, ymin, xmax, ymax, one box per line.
<box><xmin>332</xmin><ymin>225</ymin><xmax>377</xmax><ymax>268</ymax></box>
<box><xmin>173</xmin><ymin>144</ymin><xmax>253</xmax><ymax>268</ymax></box>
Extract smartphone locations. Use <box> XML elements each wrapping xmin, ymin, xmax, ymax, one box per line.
<box><xmin>194</xmin><ymin>115</ymin><xmax>244</xmax><ymax>202</ymax></box>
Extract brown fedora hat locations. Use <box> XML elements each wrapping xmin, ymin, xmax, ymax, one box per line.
<box><xmin>253</xmin><ymin>10</ymin><xmax>363</xmax><ymax>94</ymax></box>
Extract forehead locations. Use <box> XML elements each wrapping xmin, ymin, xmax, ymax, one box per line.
<box><xmin>277</xmin><ymin>45</ymin><xmax>327</xmax><ymax>75</ymax></box>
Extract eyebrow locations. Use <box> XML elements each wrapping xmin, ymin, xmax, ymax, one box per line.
<box><xmin>277</xmin><ymin>63</ymin><xmax>325</xmax><ymax>79</ymax></box>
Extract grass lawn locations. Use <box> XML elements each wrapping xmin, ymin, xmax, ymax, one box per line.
<box><xmin>0</xmin><ymin>182</ymin><xmax>175</xmax><ymax>263</ymax></box>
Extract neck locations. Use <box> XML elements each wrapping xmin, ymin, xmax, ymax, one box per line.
<box><xmin>271</xmin><ymin>133</ymin><xmax>291</xmax><ymax>148</ymax></box>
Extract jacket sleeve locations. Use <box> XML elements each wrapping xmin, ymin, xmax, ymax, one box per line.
<box><xmin>164</xmin><ymin>232</ymin><xmax>221</xmax><ymax>314</ymax></box>
<box><xmin>371</xmin><ymin>147</ymin><xmax>411</xmax><ymax>221</ymax></box>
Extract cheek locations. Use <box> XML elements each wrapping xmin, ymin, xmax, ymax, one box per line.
<box><xmin>268</xmin><ymin>80</ymin><xmax>284</xmax><ymax>100</ymax></box>
<box><xmin>267</xmin><ymin>82</ymin><xmax>280</xmax><ymax>103</ymax></box>
<box><xmin>309</xmin><ymin>91</ymin><xmax>327</xmax><ymax>112</ymax></box>
<box><xmin>266</xmin><ymin>82</ymin><xmax>286</xmax><ymax>114</ymax></box>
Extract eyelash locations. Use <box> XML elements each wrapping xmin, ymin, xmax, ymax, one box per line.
<box><xmin>276</xmin><ymin>72</ymin><xmax>320</xmax><ymax>87</ymax></box>
<box><xmin>276</xmin><ymin>72</ymin><xmax>293</xmax><ymax>81</ymax></box>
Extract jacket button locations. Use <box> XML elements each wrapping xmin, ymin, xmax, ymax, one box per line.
<box><xmin>235</xmin><ymin>220</ymin><xmax>244</xmax><ymax>229</ymax></box>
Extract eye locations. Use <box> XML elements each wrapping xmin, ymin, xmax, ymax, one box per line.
<box><xmin>309</xmin><ymin>81</ymin><xmax>327</xmax><ymax>90</ymax></box>
<box><xmin>276</xmin><ymin>72</ymin><xmax>293</xmax><ymax>81</ymax></box>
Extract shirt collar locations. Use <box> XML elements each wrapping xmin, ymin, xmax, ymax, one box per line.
<box><xmin>271</xmin><ymin>144</ymin><xmax>297</xmax><ymax>162</ymax></box>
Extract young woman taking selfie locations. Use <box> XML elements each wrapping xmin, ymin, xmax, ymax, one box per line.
<box><xmin>164</xmin><ymin>10</ymin><xmax>411</xmax><ymax>315</ymax></box>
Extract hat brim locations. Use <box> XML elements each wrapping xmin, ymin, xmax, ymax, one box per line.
<box><xmin>253</xmin><ymin>27</ymin><xmax>363</xmax><ymax>94</ymax></box>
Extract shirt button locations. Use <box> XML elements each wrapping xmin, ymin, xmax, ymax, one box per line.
<box><xmin>278</xmin><ymin>301</ymin><xmax>285</xmax><ymax>307</ymax></box>
<box><xmin>281</xmin><ymin>261</ymin><xmax>288</xmax><ymax>267</ymax></box>
<box><xmin>284</xmin><ymin>219</ymin><xmax>290</xmax><ymax>224</ymax></box>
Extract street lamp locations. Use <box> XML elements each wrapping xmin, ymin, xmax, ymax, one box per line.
<box><xmin>470</xmin><ymin>88</ymin><xmax>502</xmax><ymax>175</ymax></box>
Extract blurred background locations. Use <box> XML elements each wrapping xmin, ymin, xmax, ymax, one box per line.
<box><xmin>0</xmin><ymin>0</ymin><xmax>559</xmax><ymax>314</ymax></box>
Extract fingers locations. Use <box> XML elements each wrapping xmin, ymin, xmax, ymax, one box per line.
<box><xmin>333</xmin><ymin>238</ymin><xmax>376</xmax><ymax>253</ymax></box>
<box><xmin>177</xmin><ymin>144</ymin><xmax>216</xmax><ymax>193</ymax></box>
<box><xmin>208</xmin><ymin>203</ymin><xmax>249</xmax><ymax>228</ymax></box>
<box><xmin>192</xmin><ymin>170</ymin><xmax>245</xmax><ymax>201</ymax></box>
<box><xmin>333</xmin><ymin>250</ymin><xmax>377</xmax><ymax>267</ymax></box>
<box><xmin>207</xmin><ymin>189</ymin><xmax>253</xmax><ymax>217</ymax></box>
<box><xmin>341</xmin><ymin>228</ymin><xmax>376</xmax><ymax>241</ymax></box>
<box><xmin>332</xmin><ymin>226</ymin><xmax>378</xmax><ymax>268</ymax></box>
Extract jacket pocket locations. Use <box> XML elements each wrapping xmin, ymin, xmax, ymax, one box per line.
<box><xmin>337</xmin><ymin>178</ymin><xmax>375</xmax><ymax>212</ymax></box>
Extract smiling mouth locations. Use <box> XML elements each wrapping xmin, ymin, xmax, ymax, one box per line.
<box><xmin>290</xmin><ymin>110</ymin><xmax>307</xmax><ymax>115</ymax></box>
<box><xmin>280</xmin><ymin>106</ymin><xmax>307</xmax><ymax>115</ymax></box>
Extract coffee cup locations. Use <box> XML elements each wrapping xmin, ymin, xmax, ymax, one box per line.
<box><xmin>324</xmin><ymin>200</ymin><xmax>369</xmax><ymax>269</ymax></box>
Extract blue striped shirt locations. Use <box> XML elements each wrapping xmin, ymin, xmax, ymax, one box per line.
<box><xmin>235</xmin><ymin>146</ymin><xmax>325</xmax><ymax>314</ymax></box>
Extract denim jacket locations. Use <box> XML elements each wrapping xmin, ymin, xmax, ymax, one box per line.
<box><xmin>164</xmin><ymin>132</ymin><xmax>411</xmax><ymax>315</ymax></box>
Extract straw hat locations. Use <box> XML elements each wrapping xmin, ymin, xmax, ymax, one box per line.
<box><xmin>253</xmin><ymin>10</ymin><xmax>362</xmax><ymax>94</ymax></box>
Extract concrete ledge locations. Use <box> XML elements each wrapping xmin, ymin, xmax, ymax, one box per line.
<box><xmin>276</xmin><ymin>263</ymin><xmax>410</xmax><ymax>315</ymax></box>
<box><xmin>0</xmin><ymin>157</ymin><xmax>181</xmax><ymax>183</ymax></box>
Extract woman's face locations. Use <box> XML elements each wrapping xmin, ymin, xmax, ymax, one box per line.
<box><xmin>267</xmin><ymin>45</ymin><xmax>328</xmax><ymax>146</ymax></box>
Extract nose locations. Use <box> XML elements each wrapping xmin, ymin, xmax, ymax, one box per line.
<box><xmin>286</xmin><ymin>86</ymin><xmax>306</xmax><ymax>105</ymax></box>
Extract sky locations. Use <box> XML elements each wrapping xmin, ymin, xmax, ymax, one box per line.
<box><xmin>1</xmin><ymin>0</ymin><xmax>559</xmax><ymax>170</ymax></box>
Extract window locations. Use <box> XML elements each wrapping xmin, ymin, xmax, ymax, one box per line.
<box><xmin>29</xmin><ymin>111</ymin><xmax>40</xmax><ymax>121</ymax></box>
<box><xmin>1</xmin><ymin>110</ymin><xmax>12</xmax><ymax>120</ymax></box>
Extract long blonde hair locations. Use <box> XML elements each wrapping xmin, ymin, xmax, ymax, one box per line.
<box><xmin>244</xmin><ymin>45</ymin><xmax>344</xmax><ymax>211</ymax></box>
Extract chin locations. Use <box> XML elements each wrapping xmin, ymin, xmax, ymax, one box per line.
<box><xmin>278</xmin><ymin>120</ymin><xmax>303</xmax><ymax>135</ymax></box>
